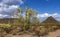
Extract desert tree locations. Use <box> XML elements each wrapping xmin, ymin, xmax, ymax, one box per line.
<box><xmin>25</xmin><ymin>7</ymin><xmax>38</xmax><ymax>31</ymax></box>
<box><xmin>13</xmin><ymin>8</ymin><xmax>25</xmax><ymax>27</ymax></box>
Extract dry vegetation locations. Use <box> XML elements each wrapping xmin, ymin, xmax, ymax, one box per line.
<box><xmin>0</xmin><ymin>23</ymin><xmax>60</xmax><ymax>37</ymax></box>
<box><xmin>0</xmin><ymin>8</ymin><xmax>60</xmax><ymax>37</ymax></box>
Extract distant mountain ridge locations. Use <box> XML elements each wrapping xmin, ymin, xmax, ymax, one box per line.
<box><xmin>0</xmin><ymin>16</ymin><xmax>59</xmax><ymax>24</ymax></box>
<box><xmin>42</xmin><ymin>16</ymin><xmax>58</xmax><ymax>23</ymax></box>
<box><xmin>0</xmin><ymin>18</ymin><xmax>18</xmax><ymax>24</ymax></box>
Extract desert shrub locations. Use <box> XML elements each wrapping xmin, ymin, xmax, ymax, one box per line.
<box><xmin>24</xmin><ymin>24</ymin><xmax>30</xmax><ymax>31</ymax></box>
<box><xmin>40</xmin><ymin>27</ymin><xmax>48</xmax><ymax>36</ymax></box>
<box><xmin>12</xmin><ymin>33</ymin><xmax>17</xmax><ymax>35</ymax></box>
<box><xmin>0</xmin><ymin>24</ymin><xmax>11</xmax><ymax>28</ymax></box>
<box><xmin>0</xmin><ymin>28</ymin><xmax>7</xmax><ymax>37</ymax></box>
<box><xmin>4</xmin><ymin>28</ymin><xmax>12</xmax><ymax>33</ymax></box>
<box><xmin>33</xmin><ymin>26</ymin><xmax>48</xmax><ymax>37</ymax></box>
<box><xmin>29</xmin><ymin>25</ymin><xmax>36</xmax><ymax>32</ymax></box>
<box><xmin>0</xmin><ymin>24</ymin><xmax>12</xmax><ymax>34</ymax></box>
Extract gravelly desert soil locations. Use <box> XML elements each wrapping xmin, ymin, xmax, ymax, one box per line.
<box><xmin>5</xmin><ymin>33</ymin><xmax>38</xmax><ymax>37</ymax></box>
<box><xmin>5</xmin><ymin>29</ymin><xmax>60</xmax><ymax>37</ymax></box>
<box><xmin>45</xmin><ymin>29</ymin><xmax>60</xmax><ymax>37</ymax></box>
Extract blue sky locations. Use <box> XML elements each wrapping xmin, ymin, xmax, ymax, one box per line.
<box><xmin>24</xmin><ymin>0</ymin><xmax>60</xmax><ymax>21</ymax></box>
<box><xmin>24</xmin><ymin>0</ymin><xmax>60</xmax><ymax>14</ymax></box>
<box><xmin>0</xmin><ymin>0</ymin><xmax>60</xmax><ymax>21</ymax></box>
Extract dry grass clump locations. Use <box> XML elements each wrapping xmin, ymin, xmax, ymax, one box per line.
<box><xmin>0</xmin><ymin>23</ymin><xmax>60</xmax><ymax>37</ymax></box>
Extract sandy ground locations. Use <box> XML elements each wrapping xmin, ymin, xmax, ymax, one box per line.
<box><xmin>45</xmin><ymin>29</ymin><xmax>60</xmax><ymax>37</ymax></box>
<box><xmin>5</xmin><ymin>29</ymin><xmax>60</xmax><ymax>37</ymax></box>
<box><xmin>5</xmin><ymin>33</ymin><xmax>38</xmax><ymax>37</ymax></box>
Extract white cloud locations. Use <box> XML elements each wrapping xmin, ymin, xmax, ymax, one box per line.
<box><xmin>37</xmin><ymin>13</ymin><xmax>60</xmax><ymax>21</ymax></box>
<box><xmin>2</xmin><ymin>0</ymin><xmax>23</xmax><ymax>5</ymax></box>
<box><xmin>4</xmin><ymin>5</ymin><xmax>19</xmax><ymax>12</ymax></box>
<box><xmin>37</xmin><ymin>13</ymin><xmax>60</xmax><ymax>18</ymax></box>
<box><xmin>9</xmin><ymin>5</ymin><xmax>19</xmax><ymax>8</ymax></box>
<box><xmin>0</xmin><ymin>0</ymin><xmax>24</xmax><ymax>18</ymax></box>
<box><xmin>0</xmin><ymin>5</ymin><xmax>19</xmax><ymax>13</ymax></box>
<box><xmin>0</xmin><ymin>14</ymin><xmax>8</xmax><ymax>17</ymax></box>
